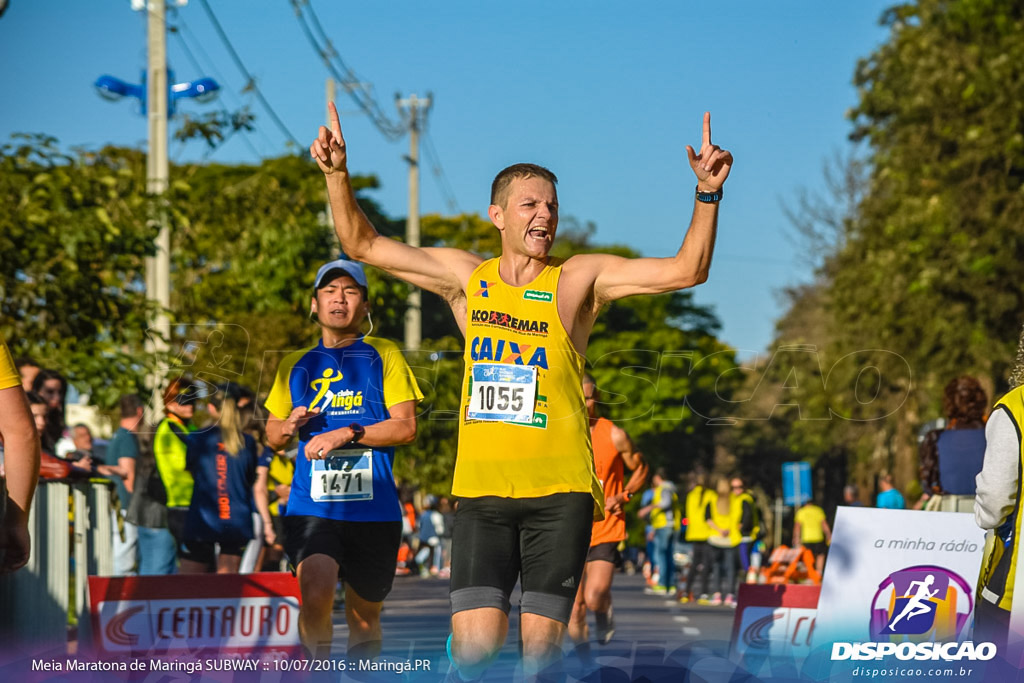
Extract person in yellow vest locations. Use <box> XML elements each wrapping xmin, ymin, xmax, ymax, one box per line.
<box><xmin>793</xmin><ymin>498</ymin><xmax>831</xmax><ymax>576</ymax></box>
<box><xmin>705</xmin><ymin>477</ymin><xmax>742</xmax><ymax>606</ymax></box>
<box><xmin>974</xmin><ymin>332</ymin><xmax>1024</xmax><ymax>650</ymax></box>
<box><xmin>154</xmin><ymin>378</ymin><xmax>199</xmax><ymax>572</ymax></box>
<box><xmin>0</xmin><ymin>337</ymin><xmax>40</xmax><ymax>574</ymax></box>
<box><xmin>731</xmin><ymin>475</ymin><xmax>762</xmax><ymax>583</ymax></box>
<box><xmin>311</xmin><ymin>102</ymin><xmax>732</xmax><ymax>677</ymax></box>
<box><xmin>639</xmin><ymin>468</ymin><xmax>681</xmax><ymax>596</ymax></box>
<box><xmin>681</xmin><ymin>470</ymin><xmax>715</xmax><ymax>603</ymax></box>
<box><xmin>568</xmin><ymin>375</ymin><xmax>648</xmax><ymax>648</ymax></box>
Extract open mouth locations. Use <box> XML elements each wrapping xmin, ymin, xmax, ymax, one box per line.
<box><xmin>528</xmin><ymin>227</ymin><xmax>550</xmax><ymax>240</ymax></box>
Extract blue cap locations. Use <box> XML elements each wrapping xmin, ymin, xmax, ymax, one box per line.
<box><xmin>314</xmin><ymin>259</ymin><xmax>368</xmax><ymax>290</ymax></box>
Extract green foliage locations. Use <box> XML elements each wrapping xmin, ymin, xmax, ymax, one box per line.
<box><xmin>844</xmin><ymin>0</ymin><xmax>1024</xmax><ymax>391</ymax></box>
<box><xmin>727</xmin><ymin>0</ymin><xmax>1024</xmax><ymax>497</ymax></box>
<box><xmin>0</xmin><ymin>135</ymin><xmax>157</xmax><ymax>406</ymax></box>
<box><xmin>173</xmin><ymin>107</ymin><xmax>255</xmax><ymax>149</ymax></box>
<box><xmin>391</xmin><ymin>336</ymin><xmax>465</xmax><ymax>494</ymax></box>
<box><xmin>587</xmin><ymin>287</ymin><xmax>737</xmax><ymax>480</ymax></box>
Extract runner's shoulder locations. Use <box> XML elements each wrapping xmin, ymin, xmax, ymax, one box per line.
<box><xmin>362</xmin><ymin>335</ymin><xmax>403</xmax><ymax>358</ymax></box>
<box><xmin>427</xmin><ymin>247</ymin><xmax>485</xmax><ymax>293</ymax></box>
<box><xmin>562</xmin><ymin>252</ymin><xmax>627</xmax><ymax>274</ymax></box>
<box><xmin>278</xmin><ymin>345</ymin><xmax>319</xmax><ymax>372</ymax></box>
<box><xmin>560</xmin><ymin>253</ymin><xmax>627</xmax><ymax>295</ymax></box>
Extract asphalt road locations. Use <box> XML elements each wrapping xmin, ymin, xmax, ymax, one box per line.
<box><xmin>329</xmin><ymin>572</ymin><xmax>738</xmax><ymax>681</ymax></box>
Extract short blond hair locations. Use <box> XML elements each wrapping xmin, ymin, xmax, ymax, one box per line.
<box><xmin>490</xmin><ymin>163</ymin><xmax>557</xmax><ymax>208</ymax></box>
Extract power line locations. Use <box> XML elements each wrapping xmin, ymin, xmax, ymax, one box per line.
<box><xmin>421</xmin><ymin>129</ymin><xmax>460</xmax><ymax>214</ymax></box>
<box><xmin>168</xmin><ymin>21</ymin><xmax>265</xmax><ymax>161</ymax></box>
<box><xmin>195</xmin><ymin>0</ymin><xmax>302</xmax><ymax>148</ymax></box>
<box><xmin>289</xmin><ymin>0</ymin><xmax>405</xmax><ymax>141</ymax></box>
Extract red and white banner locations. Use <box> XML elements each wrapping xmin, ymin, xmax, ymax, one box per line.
<box><xmin>88</xmin><ymin>573</ymin><xmax>303</xmax><ymax>657</ymax></box>
<box><xmin>730</xmin><ymin>582</ymin><xmax>820</xmax><ymax>665</ymax></box>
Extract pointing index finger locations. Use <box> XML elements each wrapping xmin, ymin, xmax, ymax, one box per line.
<box><xmin>329</xmin><ymin>101</ymin><xmax>342</xmax><ymax>140</ymax></box>
<box><xmin>702</xmin><ymin>111</ymin><xmax>712</xmax><ymax>149</ymax></box>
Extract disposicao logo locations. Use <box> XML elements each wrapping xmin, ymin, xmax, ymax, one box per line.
<box><xmin>830</xmin><ymin>565</ymin><xmax>996</xmax><ymax>662</ymax></box>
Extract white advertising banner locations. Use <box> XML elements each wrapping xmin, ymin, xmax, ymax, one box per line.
<box><xmin>811</xmin><ymin>507</ymin><xmax>988</xmax><ymax>674</ymax></box>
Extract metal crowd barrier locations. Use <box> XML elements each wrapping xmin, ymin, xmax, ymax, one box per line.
<box><xmin>0</xmin><ymin>478</ymin><xmax>115</xmax><ymax>650</ymax></box>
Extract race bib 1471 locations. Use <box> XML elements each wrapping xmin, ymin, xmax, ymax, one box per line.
<box><xmin>310</xmin><ymin>450</ymin><xmax>373</xmax><ymax>502</ymax></box>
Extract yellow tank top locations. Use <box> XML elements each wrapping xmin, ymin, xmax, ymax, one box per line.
<box><xmin>455</xmin><ymin>257</ymin><xmax>603</xmax><ymax>517</ymax></box>
<box><xmin>0</xmin><ymin>339</ymin><xmax>19</xmax><ymax>391</ymax></box>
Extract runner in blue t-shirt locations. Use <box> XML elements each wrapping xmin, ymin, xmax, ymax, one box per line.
<box><xmin>265</xmin><ymin>259</ymin><xmax>422</xmax><ymax>658</ymax></box>
<box><xmin>180</xmin><ymin>382</ymin><xmax>267</xmax><ymax>574</ymax></box>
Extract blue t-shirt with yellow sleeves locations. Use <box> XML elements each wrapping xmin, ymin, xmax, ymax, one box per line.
<box><xmin>264</xmin><ymin>337</ymin><xmax>422</xmax><ymax>522</ymax></box>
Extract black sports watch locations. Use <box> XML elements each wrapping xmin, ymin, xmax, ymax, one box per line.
<box><xmin>695</xmin><ymin>185</ymin><xmax>723</xmax><ymax>203</ymax></box>
<box><xmin>348</xmin><ymin>422</ymin><xmax>366</xmax><ymax>443</ymax></box>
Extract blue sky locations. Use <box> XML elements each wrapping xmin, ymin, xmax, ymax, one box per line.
<box><xmin>0</xmin><ymin>0</ymin><xmax>893</xmax><ymax>357</ymax></box>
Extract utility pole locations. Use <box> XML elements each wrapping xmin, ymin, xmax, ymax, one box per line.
<box><xmin>146</xmin><ymin>0</ymin><xmax>170</xmax><ymax>415</ymax></box>
<box><xmin>396</xmin><ymin>93</ymin><xmax>431</xmax><ymax>351</ymax></box>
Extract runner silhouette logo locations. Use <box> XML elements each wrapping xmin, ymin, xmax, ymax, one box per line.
<box><xmin>886</xmin><ymin>574</ymin><xmax>939</xmax><ymax>634</ymax></box>
<box><xmin>869</xmin><ymin>566</ymin><xmax>973</xmax><ymax>641</ymax></box>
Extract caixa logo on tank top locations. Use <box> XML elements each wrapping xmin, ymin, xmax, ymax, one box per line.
<box><xmin>830</xmin><ymin>565</ymin><xmax>996</xmax><ymax>662</ymax></box>
<box><xmin>469</xmin><ymin>336</ymin><xmax>548</xmax><ymax>368</ymax></box>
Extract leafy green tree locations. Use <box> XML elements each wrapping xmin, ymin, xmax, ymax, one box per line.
<box><xmin>842</xmin><ymin>0</ymin><xmax>1024</xmax><ymax>388</ymax></box>
<box><xmin>728</xmin><ymin>0</ymin><xmax>1024</xmax><ymax>497</ymax></box>
<box><xmin>0</xmin><ymin>135</ymin><xmax>157</xmax><ymax>406</ymax></box>
<box><xmin>830</xmin><ymin>0</ymin><xmax>1024</xmax><ymax>483</ymax></box>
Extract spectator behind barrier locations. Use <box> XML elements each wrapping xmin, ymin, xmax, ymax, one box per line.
<box><xmin>127</xmin><ymin>421</ymin><xmax>177</xmax><ymax>575</ymax></box>
<box><xmin>154</xmin><ymin>377</ymin><xmax>198</xmax><ymax>570</ymax></box>
<box><xmin>919</xmin><ymin>376</ymin><xmax>988</xmax><ymax>512</ymax></box>
<box><xmin>14</xmin><ymin>356</ymin><xmax>40</xmax><ymax>394</ymax></box>
<box><xmin>31</xmin><ymin>369</ymin><xmax>72</xmax><ymax>459</ymax></box>
<box><xmin>105</xmin><ymin>394</ymin><xmax>145</xmax><ymax>576</ymax></box>
<box><xmin>180</xmin><ymin>382</ymin><xmax>266</xmax><ymax>574</ymax></box>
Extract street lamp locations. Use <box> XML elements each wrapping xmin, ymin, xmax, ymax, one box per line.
<box><xmin>95</xmin><ymin>13</ymin><xmax>220</xmax><ymax>421</ymax></box>
<box><xmin>93</xmin><ymin>70</ymin><xmax>220</xmax><ymax>114</ymax></box>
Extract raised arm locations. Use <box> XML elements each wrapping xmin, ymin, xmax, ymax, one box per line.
<box><xmin>586</xmin><ymin>112</ymin><xmax>732</xmax><ymax>304</ymax></box>
<box><xmin>311</xmin><ymin>102</ymin><xmax>482</xmax><ymax>301</ymax></box>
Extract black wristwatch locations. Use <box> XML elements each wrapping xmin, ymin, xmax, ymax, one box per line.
<box><xmin>695</xmin><ymin>184</ymin><xmax>723</xmax><ymax>203</ymax></box>
<box><xmin>348</xmin><ymin>422</ymin><xmax>366</xmax><ymax>442</ymax></box>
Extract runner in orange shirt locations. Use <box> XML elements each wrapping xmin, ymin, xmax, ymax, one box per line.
<box><xmin>568</xmin><ymin>375</ymin><xmax>649</xmax><ymax>647</ymax></box>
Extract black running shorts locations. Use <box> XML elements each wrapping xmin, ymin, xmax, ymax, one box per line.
<box><xmin>179</xmin><ymin>538</ymin><xmax>247</xmax><ymax>567</ymax></box>
<box><xmin>283</xmin><ymin>515</ymin><xmax>402</xmax><ymax>603</ymax></box>
<box><xmin>804</xmin><ymin>541</ymin><xmax>828</xmax><ymax>559</ymax></box>
<box><xmin>586</xmin><ymin>541</ymin><xmax>622</xmax><ymax>566</ymax></box>
<box><xmin>449</xmin><ymin>492</ymin><xmax>593</xmax><ymax>624</ymax></box>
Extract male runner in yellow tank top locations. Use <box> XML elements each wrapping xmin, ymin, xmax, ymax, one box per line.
<box><xmin>311</xmin><ymin>102</ymin><xmax>732</xmax><ymax>677</ymax></box>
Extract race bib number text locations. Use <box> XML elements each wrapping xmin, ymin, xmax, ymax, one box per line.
<box><xmin>467</xmin><ymin>363</ymin><xmax>537</xmax><ymax>424</ymax></box>
<box><xmin>311</xmin><ymin>450</ymin><xmax>373</xmax><ymax>502</ymax></box>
